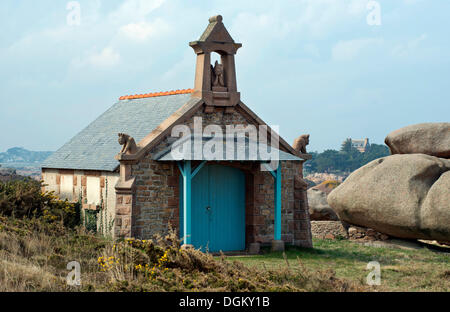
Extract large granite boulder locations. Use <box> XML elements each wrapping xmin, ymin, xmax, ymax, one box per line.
<box><xmin>327</xmin><ymin>154</ymin><xmax>450</xmax><ymax>243</ymax></box>
<box><xmin>385</xmin><ymin>122</ymin><xmax>450</xmax><ymax>158</ymax></box>
<box><xmin>307</xmin><ymin>180</ymin><xmax>340</xmax><ymax>221</ymax></box>
<box><xmin>308</xmin><ymin>189</ymin><xmax>339</xmax><ymax>221</ymax></box>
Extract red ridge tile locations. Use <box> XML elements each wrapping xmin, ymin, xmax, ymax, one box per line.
<box><xmin>119</xmin><ymin>88</ymin><xmax>193</xmax><ymax>100</ymax></box>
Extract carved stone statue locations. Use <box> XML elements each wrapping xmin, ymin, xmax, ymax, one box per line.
<box><xmin>211</xmin><ymin>60</ymin><xmax>225</xmax><ymax>87</ymax></box>
<box><xmin>293</xmin><ymin>134</ymin><xmax>310</xmax><ymax>154</ymax></box>
<box><xmin>294</xmin><ymin>175</ymin><xmax>308</xmax><ymax>191</ymax></box>
<box><xmin>118</xmin><ymin>133</ymin><xmax>138</xmax><ymax>155</ymax></box>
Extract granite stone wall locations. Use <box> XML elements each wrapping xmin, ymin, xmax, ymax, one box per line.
<box><xmin>118</xmin><ymin>106</ymin><xmax>312</xmax><ymax>248</ymax></box>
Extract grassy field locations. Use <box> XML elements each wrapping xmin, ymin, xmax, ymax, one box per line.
<box><xmin>228</xmin><ymin>238</ymin><xmax>450</xmax><ymax>292</ymax></box>
<box><xmin>0</xmin><ymin>216</ymin><xmax>363</xmax><ymax>292</ymax></box>
<box><xmin>0</xmin><ymin>215</ymin><xmax>448</xmax><ymax>291</ymax></box>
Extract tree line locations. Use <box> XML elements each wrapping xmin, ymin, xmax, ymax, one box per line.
<box><xmin>304</xmin><ymin>141</ymin><xmax>390</xmax><ymax>174</ymax></box>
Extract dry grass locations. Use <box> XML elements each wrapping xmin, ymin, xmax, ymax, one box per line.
<box><xmin>0</xmin><ymin>216</ymin><xmax>109</xmax><ymax>291</ymax></box>
<box><xmin>4</xmin><ymin>215</ymin><xmax>446</xmax><ymax>292</ymax></box>
<box><xmin>0</xmin><ymin>216</ymin><xmax>364</xmax><ymax>292</ymax></box>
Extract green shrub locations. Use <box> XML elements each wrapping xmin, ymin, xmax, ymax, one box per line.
<box><xmin>0</xmin><ymin>179</ymin><xmax>41</xmax><ymax>218</ymax></box>
<box><xmin>305</xmin><ymin>143</ymin><xmax>390</xmax><ymax>174</ymax></box>
<box><xmin>0</xmin><ymin>179</ymin><xmax>80</xmax><ymax>227</ymax></box>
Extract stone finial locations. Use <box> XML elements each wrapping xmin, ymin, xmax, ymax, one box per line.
<box><xmin>209</xmin><ymin>15</ymin><xmax>223</xmax><ymax>23</ymax></box>
<box><xmin>293</xmin><ymin>134</ymin><xmax>310</xmax><ymax>154</ymax></box>
<box><xmin>118</xmin><ymin>133</ymin><xmax>138</xmax><ymax>155</ymax></box>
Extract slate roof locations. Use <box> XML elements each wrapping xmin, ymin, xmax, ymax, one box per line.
<box><xmin>41</xmin><ymin>93</ymin><xmax>192</xmax><ymax>172</ymax></box>
<box><xmin>155</xmin><ymin>135</ymin><xmax>303</xmax><ymax>162</ymax></box>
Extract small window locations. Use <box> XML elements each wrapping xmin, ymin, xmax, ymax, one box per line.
<box><xmin>86</xmin><ymin>176</ymin><xmax>101</xmax><ymax>205</ymax></box>
<box><xmin>60</xmin><ymin>175</ymin><xmax>74</xmax><ymax>200</ymax></box>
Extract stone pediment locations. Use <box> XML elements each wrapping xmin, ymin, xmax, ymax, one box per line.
<box><xmin>199</xmin><ymin>15</ymin><xmax>234</xmax><ymax>43</ymax></box>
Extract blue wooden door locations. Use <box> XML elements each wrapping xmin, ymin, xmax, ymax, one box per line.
<box><xmin>180</xmin><ymin>164</ymin><xmax>245</xmax><ymax>252</ymax></box>
<box><xmin>191</xmin><ymin>165</ymin><xmax>211</xmax><ymax>251</ymax></box>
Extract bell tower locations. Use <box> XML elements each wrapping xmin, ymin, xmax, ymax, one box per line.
<box><xmin>190</xmin><ymin>15</ymin><xmax>242</xmax><ymax>108</ymax></box>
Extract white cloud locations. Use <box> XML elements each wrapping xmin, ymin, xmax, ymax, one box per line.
<box><xmin>231</xmin><ymin>0</ymin><xmax>368</xmax><ymax>41</ymax></box>
<box><xmin>303</xmin><ymin>43</ymin><xmax>320</xmax><ymax>58</ymax></box>
<box><xmin>119</xmin><ymin>18</ymin><xmax>170</xmax><ymax>42</ymax></box>
<box><xmin>89</xmin><ymin>47</ymin><xmax>120</xmax><ymax>67</ymax></box>
<box><xmin>161</xmin><ymin>50</ymin><xmax>194</xmax><ymax>83</ymax></box>
<box><xmin>403</xmin><ymin>0</ymin><xmax>424</xmax><ymax>5</ymax></box>
<box><xmin>392</xmin><ymin>34</ymin><xmax>427</xmax><ymax>57</ymax></box>
<box><xmin>71</xmin><ymin>47</ymin><xmax>120</xmax><ymax>69</ymax></box>
<box><xmin>332</xmin><ymin>38</ymin><xmax>383</xmax><ymax>61</ymax></box>
<box><xmin>291</xmin><ymin>0</ymin><xmax>368</xmax><ymax>37</ymax></box>
<box><xmin>1</xmin><ymin>0</ymin><xmax>449</xmax><ymax>154</ymax></box>
<box><xmin>347</xmin><ymin>0</ymin><xmax>367</xmax><ymax>15</ymax></box>
<box><xmin>109</xmin><ymin>0</ymin><xmax>166</xmax><ymax>22</ymax></box>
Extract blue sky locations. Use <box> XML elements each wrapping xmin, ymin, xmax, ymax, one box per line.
<box><xmin>0</xmin><ymin>0</ymin><xmax>449</xmax><ymax>153</ymax></box>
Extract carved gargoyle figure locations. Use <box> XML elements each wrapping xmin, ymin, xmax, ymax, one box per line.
<box><xmin>211</xmin><ymin>60</ymin><xmax>225</xmax><ymax>87</ymax></box>
<box><xmin>294</xmin><ymin>175</ymin><xmax>308</xmax><ymax>191</ymax></box>
<box><xmin>293</xmin><ymin>134</ymin><xmax>310</xmax><ymax>154</ymax></box>
<box><xmin>118</xmin><ymin>133</ymin><xmax>138</xmax><ymax>155</ymax></box>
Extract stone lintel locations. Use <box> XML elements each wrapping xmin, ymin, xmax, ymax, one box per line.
<box><xmin>115</xmin><ymin>176</ymin><xmax>136</xmax><ymax>194</ymax></box>
<box><xmin>189</xmin><ymin>41</ymin><xmax>242</xmax><ymax>55</ymax></box>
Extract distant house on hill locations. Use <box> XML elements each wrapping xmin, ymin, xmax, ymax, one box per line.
<box><xmin>343</xmin><ymin>138</ymin><xmax>370</xmax><ymax>153</ymax></box>
<box><xmin>41</xmin><ymin>15</ymin><xmax>312</xmax><ymax>253</ymax></box>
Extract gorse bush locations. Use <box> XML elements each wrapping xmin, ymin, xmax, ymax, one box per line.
<box><xmin>96</xmin><ymin>230</ymin><xmax>362</xmax><ymax>292</ymax></box>
<box><xmin>320</xmin><ymin>180</ymin><xmax>340</xmax><ymax>189</ymax></box>
<box><xmin>0</xmin><ymin>179</ymin><xmax>42</xmax><ymax>218</ymax></box>
<box><xmin>0</xmin><ymin>179</ymin><xmax>80</xmax><ymax>227</ymax></box>
<box><xmin>41</xmin><ymin>192</ymin><xmax>80</xmax><ymax>228</ymax></box>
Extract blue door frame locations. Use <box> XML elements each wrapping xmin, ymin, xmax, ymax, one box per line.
<box><xmin>178</xmin><ymin>161</ymin><xmax>283</xmax><ymax>248</ymax></box>
<box><xmin>179</xmin><ymin>162</ymin><xmax>246</xmax><ymax>252</ymax></box>
<box><xmin>264</xmin><ymin>162</ymin><xmax>282</xmax><ymax>241</ymax></box>
<box><xmin>177</xmin><ymin>160</ymin><xmax>206</xmax><ymax>246</ymax></box>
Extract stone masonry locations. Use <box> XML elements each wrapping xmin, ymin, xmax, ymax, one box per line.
<box><xmin>115</xmin><ymin>105</ymin><xmax>313</xmax><ymax>248</ymax></box>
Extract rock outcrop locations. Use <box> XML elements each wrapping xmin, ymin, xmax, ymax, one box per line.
<box><xmin>310</xmin><ymin>221</ymin><xmax>347</xmax><ymax>239</ymax></box>
<box><xmin>385</xmin><ymin>122</ymin><xmax>450</xmax><ymax>158</ymax></box>
<box><xmin>307</xmin><ymin>180</ymin><xmax>340</xmax><ymax>221</ymax></box>
<box><xmin>346</xmin><ymin>226</ymin><xmax>389</xmax><ymax>241</ymax></box>
<box><xmin>328</xmin><ymin>154</ymin><xmax>450</xmax><ymax>243</ymax></box>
